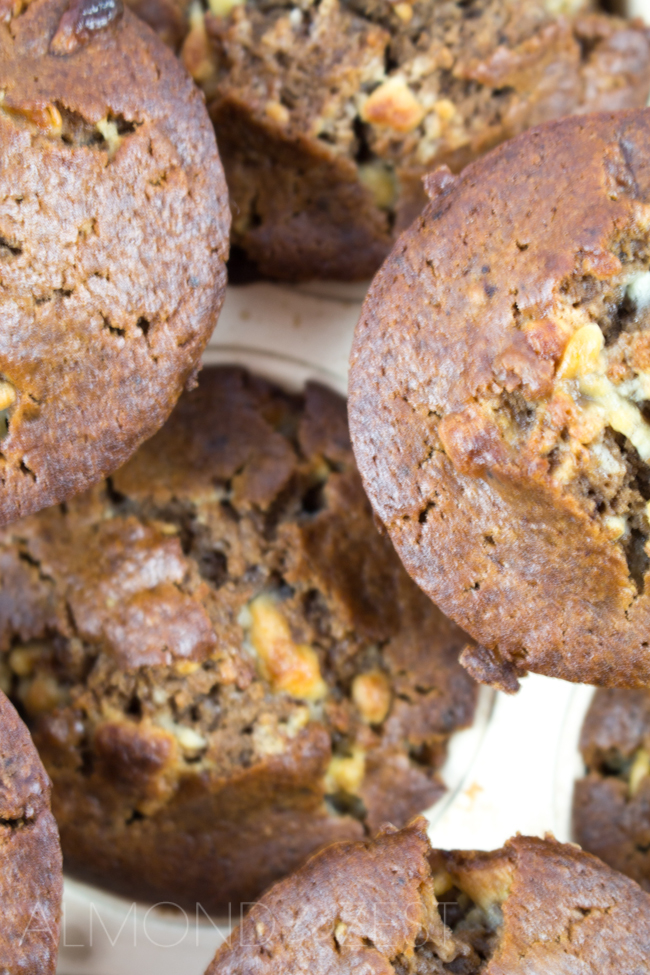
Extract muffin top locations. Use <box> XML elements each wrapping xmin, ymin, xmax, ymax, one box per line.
<box><xmin>176</xmin><ymin>0</ymin><xmax>650</xmax><ymax>279</ymax></box>
<box><xmin>0</xmin><ymin>0</ymin><xmax>229</xmax><ymax>525</ymax></box>
<box><xmin>0</xmin><ymin>689</ymin><xmax>62</xmax><ymax>974</ymax></box>
<box><xmin>350</xmin><ymin>107</ymin><xmax>650</xmax><ymax>690</ymax></box>
<box><xmin>207</xmin><ymin>818</ymin><xmax>650</xmax><ymax>973</ymax></box>
<box><xmin>0</xmin><ymin>366</ymin><xmax>477</xmax><ymax>909</ymax></box>
<box><xmin>574</xmin><ymin>686</ymin><xmax>650</xmax><ymax>892</ymax></box>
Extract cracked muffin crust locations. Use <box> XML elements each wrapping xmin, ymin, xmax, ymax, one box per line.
<box><xmin>0</xmin><ymin>689</ymin><xmax>62</xmax><ymax>975</ymax></box>
<box><xmin>157</xmin><ymin>0</ymin><xmax>650</xmax><ymax>281</ymax></box>
<box><xmin>349</xmin><ymin>107</ymin><xmax>650</xmax><ymax>691</ymax></box>
<box><xmin>206</xmin><ymin>818</ymin><xmax>650</xmax><ymax>974</ymax></box>
<box><xmin>574</xmin><ymin>686</ymin><xmax>650</xmax><ymax>892</ymax></box>
<box><xmin>0</xmin><ymin>365</ymin><xmax>477</xmax><ymax>913</ymax></box>
<box><xmin>0</xmin><ymin>0</ymin><xmax>230</xmax><ymax>526</ymax></box>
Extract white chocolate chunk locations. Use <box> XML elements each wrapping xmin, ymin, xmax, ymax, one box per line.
<box><xmin>603</xmin><ymin>515</ymin><xmax>627</xmax><ymax>541</ymax></box>
<box><xmin>589</xmin><ymin>441</ymin><xmax>626</xmax><ymax>479</ymax></box>
<box><xmin>96</xmin><ymin>118</ymin><xmax>122</xmax><ymax>157</ymax></box>
<box><xmin>580</xmin><ymin>374</ymin><xmax>650</xmax><ymax>462</ymax></box>
<box><xmin>155</xmin><ymin>715</ymin><xmax>207</xmax><ymax>753</ymax></box>
<box><xmin>626</xmin><ymin>270</ymin><xmax>650</xmax><ymax>311</ymax></box>
<box><xmin>556</xmin><ymin>322</ymin><xmax>650</xmax><ymax>462</ymax></box>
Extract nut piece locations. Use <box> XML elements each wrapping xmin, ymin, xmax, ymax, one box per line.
<box><xmin>174</xmin><ymin>660</ymin><xmax>200</xmax><ymax>676</ymax></box>
<box><xmin>557</xmin><ymin>323</ymin><xmax>604</xmax><ymax>381</ymax></box>
<box><xmin>393</xmin><ymin>3</ymin><xmax>412</xmax><ymax>22</ymax></box>
<box><xmin>155</xmin><ymin>714</ymin><xmax>207</xmax><ymax>755</ymax></box>
<box><xmin>629</xmin><ymin>746</ymin><xmax>650</xmax><ymax>797</ymax></box>
<box><xmin>265</xmin><ymin>100</ymin><xmax>290</xmax><ymax>125</ymax></box>
<box><xmin>358</xmin><ymin>162</ymin><xmax>397</xmax><ymax>210</ymax></box>
<box><xmin>433</xmin><ymin>98</ymin><xmax>456</xmax><ymax>122</ymax></box>
<box><xmin>1</xmin><ymin>100</ymin><xmax>62</xmax><ymax>136</ymax></box>
<box><xmin>207</xmin><ymin>0</ymin><xmax>243</xmax><ymax>15</ymax></box>
<box><xmin>334</xmin><ymin>921</ymin><xmax>348</xmax><ymax>946</ymax></box>
<box><xmin>50</xmin><ymin>0</ymin><xmax>124</xmax><ymax>56</ymax></box>
<box><xmin>352</xmin><ymin>669</ymin><xmax>391</xmax><ymax>724</ymax></box>
<box><xmin>96</xmin><ymin>118</ymin><xmax>122</xmax><ymax>157</ymax></box>
<box><xmin>361</xmin><ymin>77</ymin><xmax>425</xmax><ymax>133</ymax></box>
<box><xmin>603</xmin><ymin>514</ymin><xmax>627</xmax><ymax>541</ymax></box>
<box><xmin>554</xmin><ymin>321</ymin><xmax>650</xmax><ymax>462</ymax></box>
<box><xmin>181</xmin><ymin>5</ymin><xmax>216</xmax><ymax>85</ymax></box>
<box><xmin>454</xmin><ymin>860</ymin><xmax>514</xmax><ymax>912</ymax></box>
<box><xmin>18</xmin><ymin>674</ymin><xmax>66</xmax><ymax>716</ymax></box>
<box><xmin>324</xmin><ymin>748</ymin><xmax>366</xmax><ymax>794</ymax></box>
<box><xmin>8</xmin><ymin>642</ymin><xmax>42</xmax><ymax>677</ymax></box>
<box><xmin>432</xmin><ymin>869</ymin><xmax>453</xmax><ymax>896</ymax></box>
<box><xmin>248</xmin><ymin>594</ymin><xmax>327</xmax><ymax>701</ymax></box>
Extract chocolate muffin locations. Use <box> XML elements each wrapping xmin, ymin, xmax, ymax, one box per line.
<box><xmin>0</xmin><ymin>689</ymin><xmax>62</xmax><ymax>975</ymax></box>
<box><xmin>0</xmin><ymin>0</ymin><xmax>230</xmax><ymax>527</ymax></box>
<box><xmin>573</xmin><ymin>687</ymin><xmax>650</xmax><ymax>893</ymax></box>
<box><xmin>350</xmin><ymin>107</ymin><xmax>650</xmax><ymax>692</ymax></box>
<box><xmin>0</xmin><ymin>365</ymin><xmax>477</xmax><ymax>913</ymax></box>
<box><xmin>206</xmin><ymin>817</ymin><xmax>650</xmax><ymax>973</ymax></box>
<box><xmin>150</xmin><ymin>0</ymin><xmax>650</xmax><ymax>281</ymax></box>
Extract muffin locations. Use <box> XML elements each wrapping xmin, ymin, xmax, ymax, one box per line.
<box><xmin>206</xmin><ymin>817</ymin><xmax>650</xmax><ymax>973</ymax></box>
<box><xmin>350</xmin><ymin>107</ymin><xmax>650</xmax><ymax>692</ymax></box>
<box><xmin>0</xmin><ymin>365</ymin><xmax>477</xmax><ymax>913</ymax></box>
<box><xmin>0</xmin><ymin>689</ymin><xmax>62</xmax><ymax>974</ymax></box>
<box><xmin>147</xmin><ymin>0</ymin><xmax>650</xmax><ymax>281</ymax></box>
<box><xmin>574</xmin><ymin>687</ymin><xmax>650</xmax><ymax>892</ymax></box>
<box><xmin>0</xmin><ymin>0</ymin><xmax>230</xmax><ymax>527</ymax></box>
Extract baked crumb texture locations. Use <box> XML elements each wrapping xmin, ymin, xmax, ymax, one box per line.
<box><xmin>0</xmin><ymin>0</ymin><xmax>230</xmax><ymax>525</ymax></box>
<box><xmin>0</xmin><ymin>690</ymin><xmax>62</xmax><ymax>975</ymax></box>
<box><xmin>133</xmin><ymin>0</ymin><xmax>650</xmax><ymax>279</ymax></box>
<box><xmin>0</xmin><ymin>366</ymin><xmax>477</xmax><ymax>912</ymax></box>
<box><xmin>349</xmin><ymin>108</ymin><xmax>650</xmax><ymax>691</ymax></box>
<box><xmin>206</xmin><ymin>818</ymin><xmax>650</xmax><ymax>973</ymax></box>
<box><xmin>575</xmin><ymin>686</ymin><xmax>650</xmax><ymax>892</ymax></box>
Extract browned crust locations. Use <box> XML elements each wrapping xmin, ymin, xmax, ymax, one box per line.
<box><xmin>0</xmin><ymin>365</ymin><xmax>477</xmax><ymax>913</ymax></box>
<box><xmin>0</xmin><ymin>689</ymin><xmax>62</xmax><ymax>974</ymax></box>
<box><xmin>201</xmin><ymin>2</ymin><xmax>650</xmax><ymax>280</ymax></box>
<box><xmin>349</xmin><ymin>108</ymin><xmax>650</xmax><ymax>688</ymax></box>
<box><xmin>207</xmin><ymin>824</ymin><xmax>650</xmax><ymax>973</ymax></box>
<box><xmin>574</xmin><ymin>687</ymin><xmax>650</xmax><ymax>891</ymax></box>
<box><xmin>0</xmin><ymin>0</ymin><xmax>229</xmax><ymax>525</ymax></box>
<box><xmin>206</xmin><ymin>819</ymin><xmax>436</xmax><ymax>975</ymax></box>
